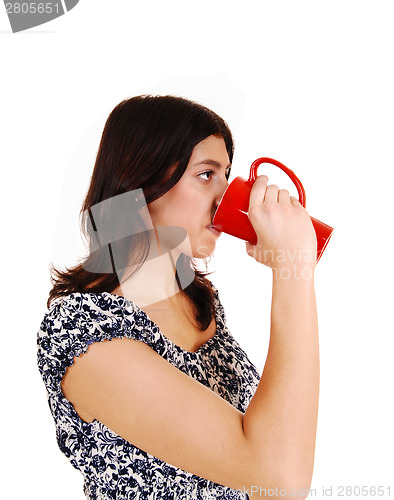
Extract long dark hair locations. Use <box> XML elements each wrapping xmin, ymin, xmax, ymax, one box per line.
<box><xmin>48</xmin><ymin>95</ymin><xmax>234</xmax><ymax>330</ymax></box>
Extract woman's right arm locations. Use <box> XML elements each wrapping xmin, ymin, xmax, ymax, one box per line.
<box><xmin>61</xmin><ymin>176</ymin><xmax>319</xmax><ymax>499</ymax></box>
<box><xmin>242</xmin><ymin>176</ymin><xmax>319</xmax><ymax>496</ymax></box>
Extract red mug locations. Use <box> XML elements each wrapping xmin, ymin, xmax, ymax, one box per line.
<box><xmin>212</xmin><ymin>157</ymin><xmax>333</xmax><ymax>263</ymax></box>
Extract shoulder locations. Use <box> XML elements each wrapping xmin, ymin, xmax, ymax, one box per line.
<box><xmin>37</xmin><ymin>292</ymin><xmax>153</xmax><ymax>384</ymax></box>
<box><xmin>38</xmin><ymin>292</ymin><xmax>136</xmax><ymax>341</ymax></box>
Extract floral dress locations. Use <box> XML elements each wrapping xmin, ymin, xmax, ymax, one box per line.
<box><xmin>37</xmin><ymin>287</ymin><xmax>261</xmax><ymax>499</ymax></box>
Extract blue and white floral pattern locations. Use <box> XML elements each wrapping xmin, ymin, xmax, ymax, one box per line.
<box><xmin>37</xmin><ymin>287</ymin><xmax>260</xmax><ymax>499</ymax></box>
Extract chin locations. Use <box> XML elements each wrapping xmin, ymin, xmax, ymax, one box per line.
<box><xmin>192</xmin><ymin>244</ymin><xmax>216</xmax><ymax>260</ymax></box>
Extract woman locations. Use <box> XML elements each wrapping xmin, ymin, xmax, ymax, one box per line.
<box><xmin>37</xmin><ymin>95</ymin><xmax>319</xmax><ymax>499</ymax></box>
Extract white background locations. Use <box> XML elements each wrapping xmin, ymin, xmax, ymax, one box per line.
<box><xmin>1</xmin><ymin>1</ymin><xmax>393</xmax><ymax>498</ymax></box>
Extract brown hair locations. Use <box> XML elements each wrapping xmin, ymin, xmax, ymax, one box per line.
<box><xmin>48</xmin><ymin>95</ymin><xmax>234</xmax><ymax>330</ymax></box>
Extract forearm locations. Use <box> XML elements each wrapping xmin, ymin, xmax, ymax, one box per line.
<box><xmin>242</xmin><ymin>272</ymin><xmax>319</xmax><ymax>490</ymax></box>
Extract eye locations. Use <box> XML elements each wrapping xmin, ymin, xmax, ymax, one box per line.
<box><xmin>198</xmin><ymin>170</ymin><xmax>214</xmax><ymax>181</ymax></box>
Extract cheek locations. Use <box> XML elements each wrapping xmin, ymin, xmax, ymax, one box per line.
<box><xmin>149</xmin><ymin>197</ymin><xmax>193</xmax><ymax>227</ymax></box>
<box><xmin>168</xmin><ymin>191</ymin><xmax>200</xmax><ymax>222</ymax></box>
<box><xmin>149</xmin><ymin>181</ymin><xmax>206</xmax><ymax>229</ymax></box>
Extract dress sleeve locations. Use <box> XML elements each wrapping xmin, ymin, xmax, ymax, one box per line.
<box><xmin>37</xmin><ymin>293</ymin><xmax>148</xmax><ymax>394</ymax></box>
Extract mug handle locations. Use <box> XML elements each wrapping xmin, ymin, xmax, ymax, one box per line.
<box><xmin>249</xmin><ymin>158</ymin><xmax>306</xmax><ymax>207</ymax></box>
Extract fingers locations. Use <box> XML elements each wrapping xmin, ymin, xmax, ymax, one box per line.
<box><xmin>249</xmin><ymin>175</ymin><xmax>294</xmax><ymax>210</ymax></box>
<box><xmin>290</xmin><ymin>195</ymin><xmax>302</xmax><ymax>207</ymax></box>
<box><xmin>264</xmin><ymin>184</ymin><xmax>280</xmax><ymax>204</ymax></box>
<box><xmin>249</xmin><ymin>175</ymin><xmax>269</xmax><ymax>214</ymax></box>
<box><xmin>278</xmin><ymin>188</ymin><xmax>290</xmax><ymax>204</ymax></box>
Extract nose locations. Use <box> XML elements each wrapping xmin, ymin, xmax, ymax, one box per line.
<box><xmin>214</xmin><ymin>177</ymin><xmax>229</xmax><ymax>209</ymax></box>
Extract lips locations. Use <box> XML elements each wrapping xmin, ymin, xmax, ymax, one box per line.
<box><xmin>206</xmin><ymin>224</ymin><xmax>222</xmax><ymax>237</ymax></box>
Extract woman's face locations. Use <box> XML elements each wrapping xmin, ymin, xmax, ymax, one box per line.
<box><xmin>148</xmin><ymin>135</ymin><xmax>231</xmax><ymax>259</ymax></box>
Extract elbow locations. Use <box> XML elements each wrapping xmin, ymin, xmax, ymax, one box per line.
<box><xmin>280</xmin><ymin>476</ymin><xmax>314</xmax><ymax>500</ymax></box>
<box><xmin>234</xmin><ymin>437</ymin><xmax>316</xmax><ymax>497</ymax></box>
<box><xmin>273</xmin><ymin>467</ymin><xmax>315</xmax><ymax>499</ymax></box>
<box><xmin>242</xmin><ymin>481</ymin><xmax>313</xmax><ymax>500</ymax></box>
<box><xmin>241</xmin><ymin>466</ymin><xmax>314</xmax><ymax>499</ymax></box>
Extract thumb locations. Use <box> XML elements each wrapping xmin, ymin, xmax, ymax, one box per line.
<box><xmin>245</xmin><ymin>242</ymin><xmax>256</xmax><ymax>258</ymax></box>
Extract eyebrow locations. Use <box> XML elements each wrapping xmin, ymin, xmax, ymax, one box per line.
<box><xmin>192</xmin><ymin>159</ymin><xmax>232</xmax><ymax>169</ymax></box>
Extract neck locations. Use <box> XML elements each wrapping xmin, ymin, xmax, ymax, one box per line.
<box><xmin>114</xmin><ymin>235</ymin><xmax>187</xmax><ymax>308</ymax></box>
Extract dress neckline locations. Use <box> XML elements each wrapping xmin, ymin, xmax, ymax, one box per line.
<box><xmin>66</xmin><ymin>291</ymin><xmax>221</xmax><ymax>356</ymax></box>
<box><xmin>106</xmin><ymin>291</ymin><xmax>220</xmax><ymax>355</ymax></box>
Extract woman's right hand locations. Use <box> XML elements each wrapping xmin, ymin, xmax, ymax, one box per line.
<box><xmin>245</xmin><ymin>175</ymin><xmax>317</xmax><ymax>273</ymax></box>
